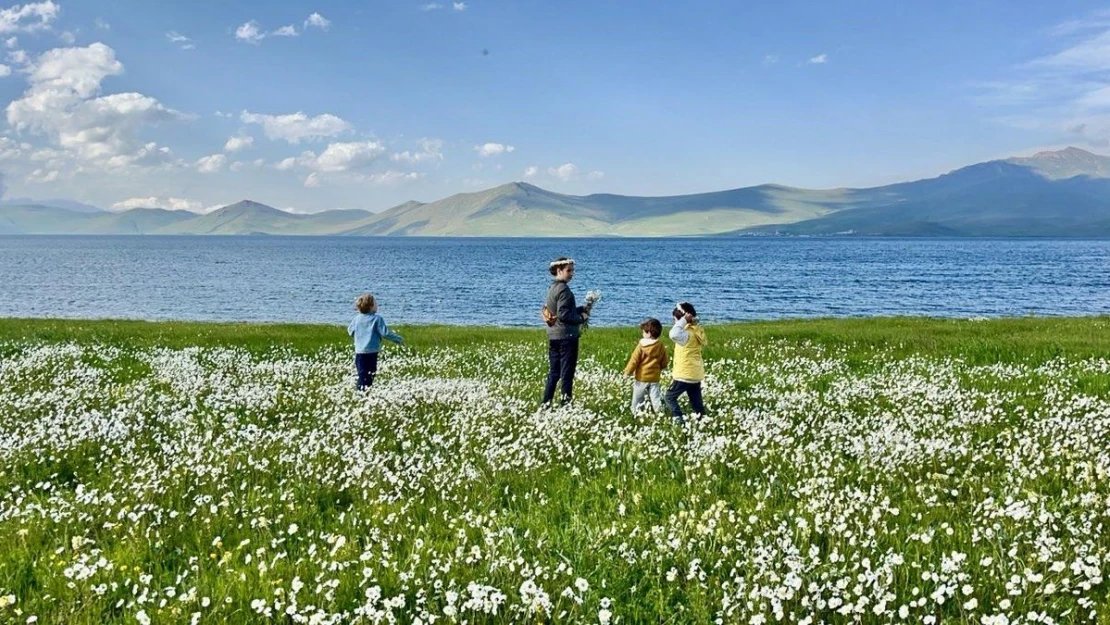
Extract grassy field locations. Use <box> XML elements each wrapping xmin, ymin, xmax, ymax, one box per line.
<box><xmin>0</xmin><ymin>317</ymin><xmax>1108</xmax><ymax>624</ymax></box>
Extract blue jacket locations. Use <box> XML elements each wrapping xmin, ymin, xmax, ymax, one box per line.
<box><xmin>348</xmin><ymin>313</ymin><xmax>403</xmax><ymax>353</ymax></box>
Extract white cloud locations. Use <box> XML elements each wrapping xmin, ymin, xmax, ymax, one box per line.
<box><xmin>364</xmin><ymin>170</ymin><xmax>421</xmax><ymax>185</ymax></box>
<box><xmin>762</xmin><ymin>54</ymin><xmax>778</xmax><ymax>65</ymax></box>
<box><xmin>807</xmin><ymin>53</ymin><xmax>827</xmax><ymax>64</ymax></box>
<box><xmin>229</xmin><ymin>157</ymin><xmax>265</xmax><ymax>172</ymax></box>
<box><xmin>235</xmin><ymin>21</ymin><xmax>265</xmax><ymax>44</ymax></box>
<box><xmin>94</xmin><ymin>17</ymin><xmax>110</xmax><ymax>31</ymax></box>
<box><xmin>391</xmin><ymin>137</ymin><xmax>443</xmax><ymax>163</ymax></box>
<box><xmin>421</xmin><ymin>3</ymin><xmax>444</xmax><ymax>10</ymax></box>
<box><xmin>305</xmin><ymin>12</ymin><xmax>330</xmax><ymax>30</ymax></box>
<box><xmin>196</xmin><ymin>153</ymin><xmax>227</xmax><ymax>173</ymax></box>
<box><xmin>58</xmin><ymin>30</ymin><xmax>74</xmax><ymax>45</ymax></box>
<box><xmin>523</xmin><ymin>165</ymin><xmax>538</xmax><ymax>178</ymax></box>
<box><xmin>5</xmin><ymin>44</ymin><xmax>185</xmax><ymax>172</ymax></box>
<box><xmin>111</xmin><ymin>196</ymin><xmax>207</xmax><ymax>212</ymax></box>
<box><xmin>453</xmin><ymin>2</ymin><xmax>467</xmax><ymax>10</ymax></box>
<box><xmin>223</xmin><ymin>134</ymin><xmax>254</xmax><ymax>152</ymax></box>
<box><xmin>587</xmin><ymin>170</ymin><xmax>605</xmax><ymax>180</ymax></box>
<box><xmin>271</xmin><ymin>25</ymin><xmax>298</xmax><ymax>37</ymax></box>
<box><xmin>240</xmin><ymin>110</ymin><xmax>352</xmax><ymax>143</ymax></box>
<box><xmin>474</xmin><ymin>142</ymin><xmax>515</xmax><ymax>157</ymax></box>
<box><xmin>26</xmin><ymin>167</ymin><xmax>58</xmax><ymax>183</ymax></box>
<box><xmin>166</xmin><ymin>31</ymin><xmax>194</xmax><ymax>50</ymax></box>
<box><xmin>275</xmin><ymin>156</ymin><xmax>297</xmax><ymax>170</ymax></box>
<box><xmin>309</xmin><ymin>140</ymin><xmax>387</xmax><ymax>172</ymax></box>
<box><xmin>214</xmin><ymin>110</ymin><xmax>233</xmax><ymax>119</ymax></box>
<box><xmin>0</xmin><ymin>1</ymin><xmax>59</xmax><ymax>34</ymax></box>
<box><xmin>548</xmin><ymin>162</ymin><xmax>578</xmax><ymax>181</ymax></box>
<box><xmin>5</xmin><ymin>36</ymin><xmax>17</xmax><ymax>48</ymax></box>
<box><xmin>304</xmin><ymin>172</ymin><xmax>320</xmax><ymax>188</ymax></box>
<box><xmin>7</xmin><ymin>48</ymin><xmax>27</xmax><ymax>64</ymax></box>
<box><xmin>0</xmin><ymin>63</ymin><xmax>9</xmax><ymax>77</ymax></box>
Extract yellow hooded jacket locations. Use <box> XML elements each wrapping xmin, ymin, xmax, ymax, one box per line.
<box><xmin>671</xmin><ymin>320</ymin><xmax>707</xmax><ymax>382</ymax></box>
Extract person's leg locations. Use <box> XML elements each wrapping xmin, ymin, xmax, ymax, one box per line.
<box><xmin>648</xmin><ymin>382</ymin><xmax>663</xmax><ymax>413</ymax></box>
<box><xmin>560</xmin><ymin>337</ymin><xmax>579</xmax><ymax>404</ymax></box>
<box><xmin>355</xmin><ymin>353</ymin><xmax>370</xmax><ymax>390</ymax></box>
<box><xmin>542</xmin><ymin>339</ymin><xmax>563</xmax><ymax>405</ymax></box>
<box><xmin>365</xmin><ymin>351</ymin><xmax>380</xmax><ymax>389</ymax></box>
<box><xmin>687</xmin><ymin>382</ymin><xmax>705</xmax><ymax>415</ymax></box>
<box><xmin>665</xmin><ymin>381</ymin><xmax>686</xmax><ymax>423</ymax></box>
<box><xmin>631</xmin><ymin>381</ymin><xmax>648</xmax><ymax>414</ymax></box>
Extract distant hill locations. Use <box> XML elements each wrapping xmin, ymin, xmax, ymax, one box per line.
<box><xmin>741</xmin><ymin>148</ymin><xmax>1110</xmax><ymax>236</ymax></box>
<box><xmin>6</xmin><ymin>147</ymin><xmax>1110</xmax><ymax>236</ymax></box>
<box><xmin>0</xmin><ymin>198</ymin><xmax>103</xmax><ymax>213</ymax></box>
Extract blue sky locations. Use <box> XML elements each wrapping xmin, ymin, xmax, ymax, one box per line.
<box><xmin>0</xmin><ymin>0</ymin><xmax>1106</xmax><ymax>212</ymax></box>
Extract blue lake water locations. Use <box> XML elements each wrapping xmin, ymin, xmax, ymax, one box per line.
<box><xmin>1</xmin><ymin>236</ymin><xmax>1109</xmax><ymax>325</ymax></box>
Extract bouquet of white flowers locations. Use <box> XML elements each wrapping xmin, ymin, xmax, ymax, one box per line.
<box><xmin>582</xmin><ymin>290</ymin><xmax>602</xmax><ymax>329</ymax></box>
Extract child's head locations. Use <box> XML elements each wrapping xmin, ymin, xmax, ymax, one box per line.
<box><xmin>673</xmin><ymin>301</ymin><xmax>697</xmax><ymax>320</ymax></box>
<box><xmin>548</xmin><ymin>257</ymin><xmax>575</xmax><ymax>279</ymax></box>
<box><xmin>639</xmin><ymin>317</ymin><xmax>662</xmax><ymax>339</ymax></box>
<box><xmin>355</xmin><ymin>293</ymin><xmax>377</xmax><ymax>314</ymax></box>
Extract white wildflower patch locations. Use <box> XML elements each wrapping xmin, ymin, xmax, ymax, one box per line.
<box><xmin>0</xmin><ymin>337</ymin><xmax>1107</xmax><ymax>623</ymax></box>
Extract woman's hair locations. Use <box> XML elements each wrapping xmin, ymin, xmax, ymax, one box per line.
<box><xmin>548</xmin><ymin>256</ymin><xmax>575</xmax><ymax>276</ymax></box>
<box><xmin>672</xmin><ymin>301</ymin><xmax>697</xmax><ymax>320</ymax></box>
<box><xmin>639</xmin><ymin>318</ymin><xmax>663</xmax><ymax>338</ymax></box>
<box><xmin>355</xmin><ymin>293</ymin><xmax>376</xmax><ymax>314</ymax></box>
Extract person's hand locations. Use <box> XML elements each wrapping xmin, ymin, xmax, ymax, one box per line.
<box><xmin>582</xmin><ymin>311</ymin><xmax>590</xmax><ymax>322</ymax></box>
<box><xmin>684</xmin><ymin>312</ymin><xmax>695</xmax><ymax>323</ymax></box>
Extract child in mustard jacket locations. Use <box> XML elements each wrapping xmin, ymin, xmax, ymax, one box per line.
<box><xmin>623</xmin><ymin>318</ymin><xmax>669</xmax><ymax>414</ymax></box>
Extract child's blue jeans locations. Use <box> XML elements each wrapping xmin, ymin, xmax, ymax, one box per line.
<box><xmin>355</xmin><ymin>352</ymin><xmax>379</xmax><ymax>390</ymax></box>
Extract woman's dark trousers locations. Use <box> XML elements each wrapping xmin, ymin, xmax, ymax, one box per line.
<box><xmin>542</xmin><ymin>337</ymin><xmax>580</xmax><ymax>405</ymax></box>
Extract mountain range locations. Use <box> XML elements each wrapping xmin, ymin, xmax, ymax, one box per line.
<box><xmin>5</xmin><ymin>147</ymin><xmax>1110</xmax><ymax>237</ymax></box>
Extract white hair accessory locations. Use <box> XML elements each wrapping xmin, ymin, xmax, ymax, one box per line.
<box><xmin>675</xmin><ymin>302</ymin><xmax>687</xmax><ymax>315</ymax></box>
<box><xmin>549</xmin><ymin>258</ymin><xmax>576</xmax><ymax>268</ymax></box>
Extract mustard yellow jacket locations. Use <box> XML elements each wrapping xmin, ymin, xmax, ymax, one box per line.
<box><xmin>670</xmin><ymin>320</ymin><xmax>707</xmax><ymax>382</ymax></box>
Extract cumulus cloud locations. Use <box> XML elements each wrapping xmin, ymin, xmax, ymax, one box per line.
<box><xmin>0</xmin><ymin>1</ymin><xmax>59</xmax><ymax>34</ymax></box>
<box><xmin>282</xmin><ymin>140</ymin><xmax>420</xmax><ymax>187</ymax></box>
<box><xmin>548</xmin><ymin>162</ymin><xmax>578</xmax><ymax>181</ymax></box>
<box><xmin>235</xmin><ymin>21</ymin><xmax>265</xmax><ymax>44</ymax></box>
<box><xmin>523</xmin><ymin>165</ymin><xmax>538</xmax><ymax>178</ymax></box>
<box><xmin>421</xmin><ymin>3</ymin><xmax>444</xmax><ymax>10</ymax></box>
<box><xmin>223</xmin><ymin>134</ymin><xmax>254</xmax><ymax>152</ymax></box>
<box><xmin>305</xmin><ymin>12</ymin><xmax>330</xmax><ymax>30</ymax></box>
<box><xmin>807</xmin><ymin>53</ymin><xmax>827</xmax><ymax>64</ymax></box>
<box><xmin>229</xmin><ymin>157</ymin><xmax>265</xmax><ymax>172</ymax></box>
<box><xmin>391</xmin><ymin>137</ymin><xmax>443</xmax><ymax>163</ymax></box>
<box><xmin>196</xmin><ymin>153</ymin><xmax>227</xmax><ymax>173</ymax></box>
<box><xmin>0</xmin><ymin>63</ymin><xmax>9</xmax><ymax>76</ymax></box>
<box><xmin>57</xmin><ymin>30</ymin><xmax>74</xmax><ymax>45</ymax></box>
<box><xmin>5</xmin><ymin>43</ymin><xmax>185</xmax><ymax>172</ymax></box>
<box><xmin>271</xmin><ymin>25</ymin><xmax>298</xmax><ymax>37</ymax></box>
<box><xmin>474</xmin><ymin>142</ymin><xmax>515</xmax><ymax>157</ymax></box>
<box><xmin>240</xmin><ymin>110</ymin><xmax>352</xmax><ymax>144</ymax></box>
<box><xmin>111</xmin><ymin>196</ymin><xmax>210</xmax><ymax>212</ymax></box>
<box><xmin>453</xmin><ymin>2</ymin><xmax>467</xmax><ymax>10</ymax></box>
<box><xmin>94</xmin><ymin>17</ymin><xmax>109</xmax><ymax>31</ymax></box>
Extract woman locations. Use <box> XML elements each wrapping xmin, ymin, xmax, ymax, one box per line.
<box><xmin>542</xmin><ymin>257</ymin><xmax>589</xmax><ymax>405</ymax></box>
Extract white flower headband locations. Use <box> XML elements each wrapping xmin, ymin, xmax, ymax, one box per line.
<box><xmin>675</xmin><ymin>302</ymin><xmax>687</xmax><ymax>315</ymax></box>
<box><xmin>549</xmin><ymin>258</ymin><xmax>576</xmax><ymax>268</ymax></box>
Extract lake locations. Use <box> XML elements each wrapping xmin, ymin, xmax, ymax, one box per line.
<box><xmin>1</xmin><ymin>236</ymin><xmax>1109</xmax><ymax>325</ymax></box>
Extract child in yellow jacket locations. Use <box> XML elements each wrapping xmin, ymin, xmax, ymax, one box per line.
<box><xmin>623</xmin><ymin>318</ymin><xmax>669</xmax><ymax>414</ymax></box>
<box><xmin>665</xmin><ymin>301</ymin><xmax>707</xmax><ymax>425</ymax></box>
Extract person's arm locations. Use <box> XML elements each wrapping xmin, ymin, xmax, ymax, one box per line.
<box><xmin>378</xmin><ymin>317</ymin><xmax>404</xmax><ymax>344</ymax></box>
<box><xmin>661</xmin><ymin>347</ymin><xmax>669</xmax><ymax>368</ymax></box>
<box><xmin>623</xmin><ymin>345</ymin><xmax>642</xmax><ymax>377</ymax></box>
<box><xmin>347</xmin><ymin>317</ymin><xmax>357</xmax><ymax>336</ymax></box>
<box><xmin>557</xmin><ymin>285</ymin><xmax>585</xmax><ymax>326</ymax></box>
<box><xmin>669</xmin><ymin>317</ymin><xmax>690</xmax><ymax>346</ymax></box>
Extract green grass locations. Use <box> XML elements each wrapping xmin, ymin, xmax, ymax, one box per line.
<box><xmin>0</xmin><ymin>316</ymin><xmax>1108</xmax><ymax>624</ymax></box>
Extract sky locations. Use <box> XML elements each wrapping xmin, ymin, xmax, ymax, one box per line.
<box><xmin>0</xmin><ymin>0</ymin><xmax>1108</xmax><ymax>213</ymax></box>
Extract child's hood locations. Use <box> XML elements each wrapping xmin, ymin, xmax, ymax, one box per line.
<box><xmin>641</xmin><ymin>340</ymin><xmax>667</xmax><ymax>358</ymax></box>
<box><xmin>639</xmin><ymin>337</ymin><xmax>659</xmax><ymax>347</ymax></box>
